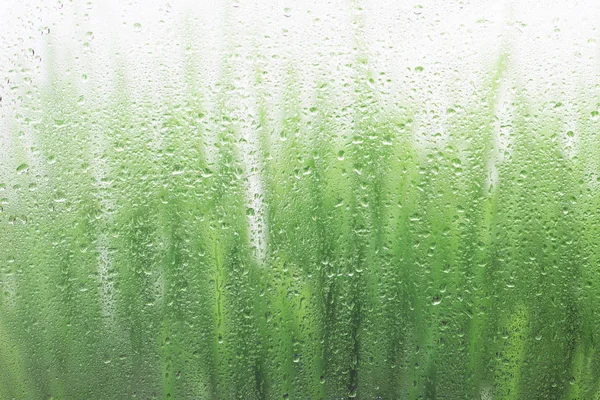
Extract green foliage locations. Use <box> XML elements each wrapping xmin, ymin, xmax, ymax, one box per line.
<box><xmin>1</xmin><ymin>29</ymin><xmax>600</xmax><ymax>400</ymax></box>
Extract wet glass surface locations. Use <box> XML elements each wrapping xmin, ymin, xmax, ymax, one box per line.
<box><xmin>1</xmin><ymin>1</ymin><xmax>600</xmax><ymax>398</ymax></box>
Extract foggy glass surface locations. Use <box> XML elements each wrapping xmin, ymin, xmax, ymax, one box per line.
<box><xmin>1</xmin><ymin>1</ymin><xmax>600</xmax><ymax>399</ymax></box>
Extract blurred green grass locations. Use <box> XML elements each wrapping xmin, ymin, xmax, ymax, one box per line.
<box><xmin>1</xmin><ymin>35</ymin><xmax>600</xmax><ymax>400</ymax></box>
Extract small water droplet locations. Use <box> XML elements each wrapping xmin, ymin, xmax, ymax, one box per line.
<box><xmin>16</xmin><ymin>163</ymin><xmax>29</xmax><ymax>174</ymax></box>
<box><xmin>54</xmin><ymin>191</ymin><xmax>67</xmax><ymax>203</ymax></box>
<box><xmin>348</xmin><ymin>387</ymin><xmax>358</xmax><ymax>398</ymax></box>
<box><xmin>283</xmin><ymin>7</ymin><xmax>291</xmax><ymax>17</ymax></box>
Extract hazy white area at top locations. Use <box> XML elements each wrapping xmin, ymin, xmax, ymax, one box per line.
<box><xmin>0</xmin><ymin>0</ymin><xmax>599</xmax><ymax>248</ymax></box>
<box><xmin>1</xmin><ymin>0</ymin><xmax>599</xmax><ymax>113</ymax></box>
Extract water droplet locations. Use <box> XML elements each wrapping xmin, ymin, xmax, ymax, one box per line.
<box><xmin>348</xmin><ymin>387</ymin><xmax>358</xmax><ymax>398</ymax></box>
<box><xmin>54</xmin><ymin>191</ymin><xmax>67</xmax><ymax>203</ymax></box>
<box><xmin>16</xmin><ymin>163</ymin><xmax>29</xmax><ymax>174</ymax></box>
<box><xmin>283</xmin><ymin>7</ymin><xmax>292</xmax><ymax>17</ymax></box>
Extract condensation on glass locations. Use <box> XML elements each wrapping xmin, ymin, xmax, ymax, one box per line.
<box><xmin>1</xmin><ymin>0</ymin><xmax>600</xmax><ymax>399</ymax></box>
